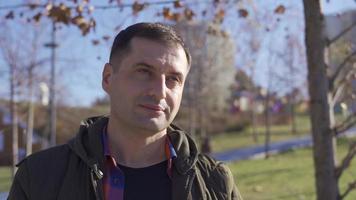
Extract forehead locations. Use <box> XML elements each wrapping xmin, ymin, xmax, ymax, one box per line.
<box><xmin>127</xmin><ymin>37</ymin><xmax>189</xmax><ymax>75</ymax></box>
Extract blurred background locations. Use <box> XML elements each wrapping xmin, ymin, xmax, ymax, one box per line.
<box><xmin>0</xmin><ymin>0</ymin><xmax>355</xmax><ymax>199</ymax></box>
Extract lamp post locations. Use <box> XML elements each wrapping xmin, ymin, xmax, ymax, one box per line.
<box><xmin>44</xmin><ymin>21</ymin><xmax>58</xmax><ymax>147</ymax></box>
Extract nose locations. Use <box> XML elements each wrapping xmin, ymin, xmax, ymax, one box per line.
<box><xmin>149</xmin><ymin>75</ymin><xmax>167</xmax><ymax>100</ymax></box>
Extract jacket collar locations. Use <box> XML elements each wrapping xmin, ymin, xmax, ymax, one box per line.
<box><xmin>68</xmin><ymin>116</ymin><xmax>107</xmax><ymax>170</ymax></box>
<box><xmin>68</xmin><ymin>116</ymin><xmax>199</xmax><ymax>175</ymax></box>
<box><xmin>167</xmin><ymin>124</ymin><xmax>198</xmax><ymax>175</ymax></box>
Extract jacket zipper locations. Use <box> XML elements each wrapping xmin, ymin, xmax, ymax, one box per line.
<box><xmin>90</xmin><ymin>163</ymin><xmax>104</xmax><ymax>200</ymax></box>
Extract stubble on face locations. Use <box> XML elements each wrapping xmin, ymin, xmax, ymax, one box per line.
<box><xmin>105</xmin><ymin>37</ymin><xmax>189</xmax><ymax>135</ymax></box>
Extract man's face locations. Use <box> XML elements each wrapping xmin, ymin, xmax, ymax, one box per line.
<box><xmin>102</xmin><ymin>37</ymin><xmax>189</xmax><ymax>134</ymax></box>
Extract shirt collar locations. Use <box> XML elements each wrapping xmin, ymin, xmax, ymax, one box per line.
<box><xmin>101</xmin><ymin>126</ymin><xmax>177</xmax><ymax>160</ymax></box>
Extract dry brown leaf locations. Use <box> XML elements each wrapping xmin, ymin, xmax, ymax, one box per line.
<box><xmin>92</xmin><ymin>39</ymin><xmax>100</xmax><ymax>45</ymax></box>
<box><xmin>76</xmin><ymin>5</ymin><xmax>84</xmax><ymax>14</ymax></box>
<box><xmin>163</xmin><ymin>7</ymin><xmax>173</xmax><ymax>20</ymax></box>
<box><xmin>71</xmin><ymin>15</ymin><xmax>85</xmax><ymax>25</ymax></box>
<box><xmin>274</xmin><ymin>5</ymin><xmax>286</xmax><ymax>14</ymax></box>
<box><xmin>5</xmin><ymin>11</ymin><xmax>14</xmax><ymax>19</ymax></box>
<box><xmin>102</xmin><ymin>35</ymin><xmax>110</xmax><ymax>41</ymax></box>
<box><xmin>184</xmin><ymin>8</ymin><xmax>195</xmax><ymax>21</ymax></box>
<box><xmin>174</xmin><ymin>1</ymin><xmax>183</xmax><ymax>8</ymax></box>
<box><xmin>172</xmin><ymin>13</ymin><xmax>182</xmax><ymax>22</ymax></box>
<box><xmin>33</xmin><ymin>12</ymin><xmax>42</xmax><ymax>22</ymax></box>
<box><xmin>217</xmin><ymin>9</ymin><xmax>225</xmax><ymax>18</ymax></box>
<box><xmin>28</xmin><ymin>3</ymin><xmax>38</xmax><ymax>10</ymax></box>
<box><xmin>132</xmin><ymin>1</ymin><xmax>145</xmax><ymax>15</ymax></box>
<box><xmin>238</xmin><ymin>9</ymin><xmax>248</xmax><ymax>18</ymax></box>
<box><xmin>48</xmin><ymin>4</ymin><xmax>72</xmax><ymax>24</ymax></box>
<box><xmin>79</xmin><ymin>22</ymin><xmax>90</xmax><ymax>35</ymax></box>
<box><xmin>214</xmin><ymin>9</ymin><xmax>225</xmax><ymax>23</ymax></box>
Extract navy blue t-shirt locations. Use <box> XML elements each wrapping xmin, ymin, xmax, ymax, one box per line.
<box><xmin>118</xmin><ymin>160</ymin><xmax>172</xmax><ymax>200</ymax></box>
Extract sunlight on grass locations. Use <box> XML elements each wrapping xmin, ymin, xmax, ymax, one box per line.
<box><xmin>228</xmin><ymin>140</ymin><xmax>356</xmax><ymax>200</ymax></box>
<box><xmin>0</xmin><ymin>167</ymin><xmax>11</xmax><ymax>192</ymax></box>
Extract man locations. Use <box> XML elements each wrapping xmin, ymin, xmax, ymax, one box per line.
<box><xmin>8</xmin><ymin>22</ymin><xmax>242</xmax><ymax>200</ymax></box>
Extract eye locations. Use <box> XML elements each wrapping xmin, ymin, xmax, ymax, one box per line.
<box><xmin>137</xmin><ymin>68</ymin><xmax>151</xmax><ymax>74</ymax></box>
<box><xmin>135</xmin><ymin>68</ymin><xmax>152</xmax><ymax>79</ymax></box>
<box><xmin>137</xmin><ymin>68</ymin><xmax>152</xmax><ymax>76</ymax></box>
<box><xmin>166</xmin><ymin>76</ymin><xmax>182</xmax><ymax>87</ymax></box>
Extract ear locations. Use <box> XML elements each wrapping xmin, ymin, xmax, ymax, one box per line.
<box><xmin>102</xmin><ymin>63</ymin><xmax>113</xmax><ymax>94</ymax></box>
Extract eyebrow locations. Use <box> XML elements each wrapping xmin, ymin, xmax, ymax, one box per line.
<box><xmin>134</xmin><ymin>62</ymin><xmax>155</xmax><ymax>70</ymax></box>
<box><xmin>134</xmin><ymin>62</ymin><xmax>184</xmax><ymax>80</ymax></box>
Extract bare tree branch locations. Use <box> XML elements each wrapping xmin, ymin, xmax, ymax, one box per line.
<box><xmin>331</xmin><ymin>68</ymin><xmax>356</xmax><ymax>105</ymax></box>
<box><xmin>331</xmin><ymin>82</ymin><xmax>346</xmax><ymax>107</ymax></box>
<box><xmin>340</xmin><ymin>180</ymin><xmax>356</xmax><ymax>200</ymax></box>
<box><xmin>335</xmin><ymin>141</ymin><xmax>356</xmax><ymax>179</ymax></box>
<box><xmin>330</xmin><ymin>50</ymin><xmax>356</xmax><ymax>87</ymax></box>
<box><xmin>27</xmin><ymin>58</ymin><xmax>49</xmax><ymax>69</ymax></box>
<box><xmin>335</xmin><ymin>113</ymin><xmax>356</xmax><ymax>135</ymax></box>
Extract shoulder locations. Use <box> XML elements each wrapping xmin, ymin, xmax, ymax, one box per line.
<box><xmin>195</xmin><ymin>154</ymin><xmax>234</xmax><ymax>184</ymax></box>
<box><xmin>195</xmin><ymin>154</ymin><xmax>243</xmax><ymax>199</ymax></box>
<box><xmin>15</xmin><ymin>144</ymin><xmax>73</xmax><ymax>185</ymax></box>
<box><xmin>9</xmin><ymin>145</ymin><xmax>74</xmax><ymax>199</ymax></box>
<box><xmin>17</xmin><ymin>144</ymin><xmax>71</xmax><ymax>169</ymax></box>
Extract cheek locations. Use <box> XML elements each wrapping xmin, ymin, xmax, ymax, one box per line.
<box><xmin>168</xmin><ymin>89</ymin><xmax>183</xmax><ymax>108</ymax></box>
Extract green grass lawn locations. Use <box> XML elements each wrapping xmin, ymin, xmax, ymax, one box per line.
<box><xmin>0</xmin><ymin>167</ymin><xmax>11</xmax><ymax>192</ymax></box>
<box><xmin>212</xmin><ymin>114</ymin><xmax>311</xmax><ymax>153</ymax></box>
<box><xmin>228</xmin><ymin>138</ymin><xmax>356</xmax><ymax>200</ymax></box>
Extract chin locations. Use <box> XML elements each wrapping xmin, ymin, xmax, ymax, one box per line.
<box><xmin>136</xmin><ymin>119</ymin><xmax>170</xmax><ymax>133</ymax></box>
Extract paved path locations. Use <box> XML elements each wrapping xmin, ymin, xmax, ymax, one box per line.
<box><xmin>212</xmin><ymin>127</ymin><xmax>356</xmax><ymax>162</ymax></box>
<box><xmin>0</xmin><ymin>192</ymin><xmax>8</xmax><ymax>200</ymax></box>
<box><xmin>212</xmin><ymin>136</ymin><xmax>312</xmax><ymax>162</ymax></box>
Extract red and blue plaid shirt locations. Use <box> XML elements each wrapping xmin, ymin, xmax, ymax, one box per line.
<box><xmin>101</xmin><ymin>127</ymin><xmax>177</xmax><ymax>200</ymax></box>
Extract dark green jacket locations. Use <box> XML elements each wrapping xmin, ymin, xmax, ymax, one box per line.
<box><xmin>8</xmin><ymin>116</ymin><xmax>242</xmax><ymax>200</ymax></box>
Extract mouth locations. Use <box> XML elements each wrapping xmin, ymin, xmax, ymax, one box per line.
<box><xmin>139</xmin><ymin>104</ymin><xmax>165</xmax><ymax>113</ymax></box>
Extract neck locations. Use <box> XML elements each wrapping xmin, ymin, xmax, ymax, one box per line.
<box><xmin>106</xmin><ymin>117</ymin><xmax>167</xmax><ymax>168</ymax></box>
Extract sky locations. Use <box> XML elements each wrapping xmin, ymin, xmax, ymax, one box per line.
<box><xmin>321</xmin><ymin>0</ymin><xmax>356</xmax><ymax>14</ymax></box>
<box><xmin>0</xmin><ymin>0</ymin><xmax>356</xmax><ymax>107</ymax></box>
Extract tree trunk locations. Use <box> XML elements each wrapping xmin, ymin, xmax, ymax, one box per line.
<box><xmin>303</xmin><ymin>1</ymin><xmax>339</xmax><ymax>199</ymax></box>
<box><xmin>26</xmin><ymin>67</ymin><xmax>34</xmax><ymax>156</ymax></box>
<box><xmin>250</xmin><ymin>108</ymin><xmax>258</xmax><ymax>143</ymax></box>
<box><xmin>10</xmin><ymin>64</ymin><xmax>18</xmax><ymax>179</ymax></box>
<box><xmin>290</xmin><ymin>101</ymin><xmax>297</xmax><ymax>134</ymax></box>
<box><xmin>48</xmin><ymin>21</ymin><xmax>57</xmax><ymax>147</ymax></box>
<box><xmin>264</xmin><ymin>91</ymin><xmax>271</xmax><ymax>159</ymax></box>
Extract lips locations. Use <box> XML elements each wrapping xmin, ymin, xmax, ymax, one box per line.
<box><xmin>139</xmin><ymin>104</ymin><xmax>165</xmax><ymax>112</ymax></box>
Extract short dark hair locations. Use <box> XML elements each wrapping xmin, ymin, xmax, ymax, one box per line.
<box><xmin>109</xmin><ymin>22</ymin><xmax>191</xmax><ymax>70</ymax></box>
